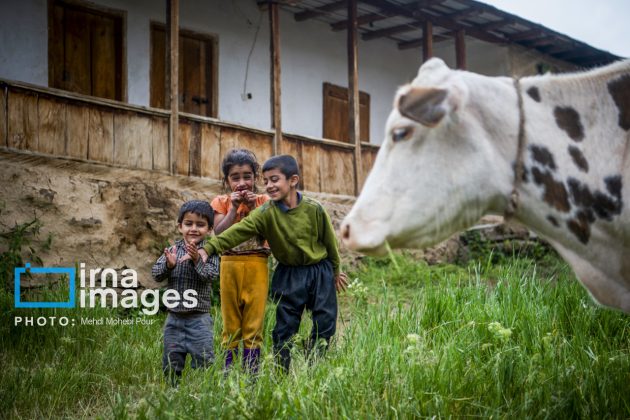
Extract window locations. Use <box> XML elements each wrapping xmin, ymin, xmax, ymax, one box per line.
<box><xmin>48</xmin><ymin>0</ymin><xmax>125</xmax><ymax>101</ymax></box>
<box><xmin>323</xmin><ymin>82</ymin><xmax>370</xmax><ymax>143</ymax></box>
<box><xmin>150</xmin><ymin>23</ymin><xmax>218</xmax><ymax>118</ymax></box>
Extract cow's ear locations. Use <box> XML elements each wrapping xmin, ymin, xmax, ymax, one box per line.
<box><xmin>396</xmin><ymin>87</ymin><xmax>448</xmax><ymax>127</ymax></box>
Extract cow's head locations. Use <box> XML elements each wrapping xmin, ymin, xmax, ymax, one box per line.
<box><xmin>341</xmin><ymin>58</ymin><xmax>517</xmax><ymax>255</ymax></box>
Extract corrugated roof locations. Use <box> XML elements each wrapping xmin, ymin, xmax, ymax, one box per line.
<box><xmin>274</xmin><ymin>0</ymin><xmax>621</xmax><ymax>67</ymax></box>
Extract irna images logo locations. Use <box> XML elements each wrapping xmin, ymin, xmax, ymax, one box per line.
<box><xmin>14</xmin><ymin>263</ymin><xmax>76</xmax><ymax>308</ymax></box>
<box><xmin>14</xmin><ymin>263</ymin><xmax>198</xmax><ymax>315</ymax></box>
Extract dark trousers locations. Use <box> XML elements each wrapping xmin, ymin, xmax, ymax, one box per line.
<box><xmin>271</xmin><ymin>259</ymin><xmax>337</xmax><ymax>370</ymax></box>
<box><xmin>162</xmin><ymin>312</ymin><xmax>214</xmax><ymax>383</ymax></box>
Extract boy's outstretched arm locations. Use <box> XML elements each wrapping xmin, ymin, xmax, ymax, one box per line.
<box><xmin>194</xmin><ymin>252</ymin><xmax>220</xmax><ymax>281</ymax></box>
<box><xmin>203</xmin><ymin>207</ymin><xmax>263</xmax><ymax>255</ymax></box>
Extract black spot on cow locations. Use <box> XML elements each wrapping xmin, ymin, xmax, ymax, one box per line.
<box><xmin>605</xmin><ymin>175</ymin><xmax>622</xmax><ymax>200</ymax></box>
<box><xmin>567</xmin><ymin>177</ymin><xmax>594</xmax><ymax>208</ymax></box>
<box><xmin>527</xmin><ymin>86</ymin><xmax>541</xmax><ymax>102</ymax></box>
<box><xmin>531</xmin><ymin>167</ymin><xmax>570</xmax><ymax>212</ymax></box>
<box><xmin>567</xmin><ymin>211</ymin><xmax>592</xmax><ymax>244</ymax></box>
<box><xmin>554</xmin><ymin>106</ymin><xmax>585</xmax><ymax>142</ymax></box>
<box><xmin>564</xmin><ymin>175</ymin><xmax>623</xmax><ymax>244</ymax></box>
<box><xmin>568</xmin><ymin>146</ymin><xmax>589</xmax><ymax>173</ymax></box>
<box><xmin>547</xmin><ymin>215</ymin><xmax>559</xmax><ymax>227</ymax></box>
<box><xmin>607</xmin><ymin>74</ymin><xmax>630</xmax><ymax>131</ymax></box>
<box><xmin>529</xmin><ymin>144</ymin><xmax>556</xmax><ymax>170</ymax></box>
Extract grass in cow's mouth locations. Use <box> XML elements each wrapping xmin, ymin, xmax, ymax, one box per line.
<box><xmin>2</xmin><ymin>250</ymin><xmax>629</xmax><ymax>418</ymax></box>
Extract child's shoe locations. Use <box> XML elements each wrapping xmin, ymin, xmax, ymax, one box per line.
<box><xmin>243</xmin><ymin>348</ymin><xmax>261</xmax><ymax>375</ymax></box>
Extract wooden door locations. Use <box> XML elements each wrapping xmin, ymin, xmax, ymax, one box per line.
<box><xmin>323</xmin><ymin>82</ymin><xmax>370</xmax><ymax>143</ymax></box>
<box><xmin>150</xmin><ymin>24</ymin><xmax>217</xmax><ymax>118</ymax></box>
<box><xmin>49</xmin><ymin>0</ymin><xmax>124</xmax><ymax>101</ymax></box>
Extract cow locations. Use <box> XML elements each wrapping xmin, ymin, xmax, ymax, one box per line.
<box><xmin>341</xmin><ymin>57</ymin><xmax>630</xmax><ymax>313</ymax></box>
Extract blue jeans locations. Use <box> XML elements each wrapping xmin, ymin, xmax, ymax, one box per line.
<box><xmin>162</xmin><ymin>312</ymin><xmax>214</xmax><ymax>379</ymax></box>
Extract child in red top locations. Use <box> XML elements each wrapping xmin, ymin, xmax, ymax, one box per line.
<box><xmin>212</xmin><ymin>149</ymin><xmax>270</xmax><ymax>373</ymax></box>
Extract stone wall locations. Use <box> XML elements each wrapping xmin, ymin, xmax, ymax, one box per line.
<box><xmin>0</xmin><ymin>150</ymin><xmax>357</xmax><ymax>288</ymax></box>
<box><xmin>1</xmin><ymin>149</ymin><xmax>530</xmax><ymax>290</ymax></box>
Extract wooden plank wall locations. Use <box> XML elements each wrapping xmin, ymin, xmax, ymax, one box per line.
<box><xmin>0</xmin><ymin>85</ymin><xmax>7</xmax><ymax>147</ymax></box>
<box><xmin>2</xmin><ymin>82</ymin><xmax>381</xmax><ymax>196</ymax></box>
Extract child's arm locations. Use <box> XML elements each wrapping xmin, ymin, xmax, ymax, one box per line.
<box><xmin>193</xmin><ymin>252</ymin><xmax>220</xmax><ymax>281</ymax></box>
<box><xmin>319</xmin><ymin>206</ymin><xmax>348</xmax><ymax>292</ymax></box>
<box><xmin>152</xmin><ymin>246</ymin><xmax>177</xmax><ymax>282</ymax></box>
<box><xmin>203</xmin><ymin>206</ymin><xmax>264</xmax><ymax>255</ymax></box>
<box><xmin>213</xmin><ymin>192</ymin><xmax>244</xmax><ymax>234</ymax></box>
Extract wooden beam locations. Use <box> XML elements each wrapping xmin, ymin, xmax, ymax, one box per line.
<box><xmin>362</xmin><ymin>23</ymin><xmax>422</xmax><ymax>41</ymax></box>
<box><xmin>398</xmin><ymin>32</ymin><xmax>448</xmax><ymax>50</ymax></box>
<box><xmin>539</xmin><ymin>42</ymin><xmax>578</xmax><ymax>55</ymax></box>
<box><xmin>523</xmin><ymin>35</ymin><xmax>559</xmax><ymax>48</ymax></box>
<box><xmin>269</xmin><ymin>1</ymin><xmax>282</xmax><ymax>155</ymax></box>
<box><xmin>294</xmin><ymin>0</ymin><xmax>345</xmax><ymax>22</ymax></box>
<box><xmin>422</xmin><ymin>20</ymin><xmax>433</xmax><ymax>61</ymax></box>
<box><xmin>347</xmin><ymin>0</ymin><xmax>362</xmax><ymax>195</ymax></box>
<box><xmin>508</xmin><ymin>28</ymin><xmax>544</xmax><ymax>42</ymax></box>
<box><xmin>445</xmin><ymin>7</ymin><xmax>482</xmax><ymax>22</ymax></box>
<box><xmin>477</xmin><ymin>18</ymin><xmax>514</xmax><ymax>32</ymax></box>
<box><xmin>555</xmin><ymin>47</ymin><xmax>601</xmax><ymax>61</ymax></box>
<box><xmin>455</xmin><ymin>29</ymin><xmax>466</xmax><ymax>69</ymax></box>
<box><xmin>331</xmin><ymin>11</ymin><xmax>394</xmax><ymax>31</ymax></box>
<box><xmin>167</xmin><ymin>0</ymin><xmax>179</xmax><ymax>175</ymax></box>
<box><xmin>415</xmin><ymin>0</ymin><xmax>446</xmax><ymax>10</ymax></box>
<box><xmin>361</xmin><ymin>0</ymin><xmax>507</xmax><ymax>44</ymax></box>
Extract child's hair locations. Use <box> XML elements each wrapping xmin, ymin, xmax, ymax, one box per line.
<box><xmin>221</xmin><ymin>149</ymin><xmax>260</xmax><ymax>192</ymax></box>
<box><xmin>262</xmin><ymin>155</ymin><xmax>300</xmax><ymax>178</ymax></box>
<box><xmin>177</xmin><ymin>200</ymin><xmax>214</xmax><ymax>227</ymax></box>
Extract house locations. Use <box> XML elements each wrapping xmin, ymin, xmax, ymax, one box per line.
<box><xmin>0</xmin><ymin>0</ymin><xmax>621</xmax><ymax>197</ymax></box>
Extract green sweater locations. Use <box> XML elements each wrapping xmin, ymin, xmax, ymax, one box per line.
<box><xmin>204</xmin><ymin>196</ymin><xmax>340</xmax><ymax>275</ymax></box>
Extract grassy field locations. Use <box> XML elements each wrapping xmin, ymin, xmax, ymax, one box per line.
<box><xmin>1</xmin><ymin>249</ymin><xmax>630</xmax><ymax>418</ymax></box>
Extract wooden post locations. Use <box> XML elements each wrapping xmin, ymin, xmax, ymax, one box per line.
<box><xmin>348</xmin><ymin>0</ymin><xmax>362</xmax><ymax>196</ymax></box>
<box><xmin>455</xmin><ymin>29</ymin><xmax>466</xmax><ymax>69</ymax></box>
<box><xmin>269</xmin><ymin>1</ymin><xmax>282</xmax><ymax>155</ymax></box>
<box><xmin>422</xmin><ymin>20</ymin><xmax>433</xmax><ymax>62</ymax></box>
<box><xmin>167</xmin><ymin>0</ymin><xmax>179</xmax><ymax>174</ymax></box>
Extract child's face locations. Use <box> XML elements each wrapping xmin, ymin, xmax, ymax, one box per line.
<box><xmin>226</xmin><ymin>164</ymin><xmax>255</xmax><ymax>193</ymax></box>
<box><xmin>178</xmin><ymin>212</ymin><xmax>210</xmax><ymax>245</ymax></box>
<box><xmin>263</xmin><ymin>168</ymin><xmax>298</xmax><ymax>202</ymax></box>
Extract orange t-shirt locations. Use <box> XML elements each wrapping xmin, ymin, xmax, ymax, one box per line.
<box><xmin>211</xmin><ymin>194</ymin><xmax>270</xmax><ymax>255</ymax></box>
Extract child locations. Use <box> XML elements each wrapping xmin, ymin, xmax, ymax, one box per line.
<box><xmin>202</xmin><ymin>155</ymin><xmax>348</xmax><ymax>371</ymax></box>
<box><xmin>152</xmin><ymin>200</ymin><xmax>220</xmax><ymax>385</ymax></box>
<box><xmin>212</xmin><ymin>149</ymin><xmax>270</xmax><ymax>373</ymax></box>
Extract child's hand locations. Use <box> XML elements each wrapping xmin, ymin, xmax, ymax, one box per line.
<box><xmin>335</xmin><ymin>272</ymin><xmax>348</xmax><ymax>293</ymax></box>
<box><xmin>164</xmin><ymin>246</ymin><xmax>177</xmax><ymax>268</ymax></box>
<box><xmin>230</xmin><ymin>191</ymin><xmax>245</xmax><ymax>208</ymax></box>
<box><xmin>198</xmin><ymin>248</ymin><xmax>209</xmax><ymax>263</ymax></box>
<box><xmin>185</xmin><ymin>241</ymin><xmax>200</xmax><ymax>263</ymax></box>
<box><xmin>242</xmin><ymin>191</ymin><xmax>257</xmax><ymax>209</ymax></box>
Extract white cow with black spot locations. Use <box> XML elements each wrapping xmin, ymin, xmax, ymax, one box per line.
<box><xmin>341</xmin><ymin>58</ymin><xmax>630</xmax><ymax>313</ymax></box>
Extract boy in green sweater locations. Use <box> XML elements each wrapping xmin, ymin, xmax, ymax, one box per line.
<box><xmin>202</xmin><ymin>154</ymin><xmax>348</xmax><ymax>371</ymax></box>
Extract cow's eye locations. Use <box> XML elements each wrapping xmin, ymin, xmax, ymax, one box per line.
<box><xmin>392</xmin><ymin>127</ymin><xmax>412</xmax><ymax>142</ymax></box>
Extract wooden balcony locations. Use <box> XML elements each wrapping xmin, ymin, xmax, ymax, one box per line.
<box><xmin>0</xmin><ymin>79</ymin><xmax>379</xmax><ymax>196</ymax></box>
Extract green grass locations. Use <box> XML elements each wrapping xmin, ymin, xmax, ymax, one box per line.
<box><xmin>1</xmin><ymin>252</ymin><xmax>629</xmax><ymax>418</ymax></box>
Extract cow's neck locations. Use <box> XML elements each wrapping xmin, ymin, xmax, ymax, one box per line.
<box><xmin>504</xmin><ymin>63</ymin><xmax>630</xmax><ymax>311</ymax></box>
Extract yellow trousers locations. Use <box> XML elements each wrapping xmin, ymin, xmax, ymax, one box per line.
<box><xmin>220</xmin><ymin>255</ymin><xmax>269</xmax><ymax>349</ymax></box>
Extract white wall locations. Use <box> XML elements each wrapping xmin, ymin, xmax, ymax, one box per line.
<box><xmin>432</xmin><ymin>36</ymin><xmax>511</xmax><ymax>76</ymax></box>
<box><xmin>5</xmin><ymin>0</ymin><xmax>520</xmax><ymax>145</ymax></box>
<box><xmin>0</xmin><ymin>0</ymin><xmax>48</xmax><ymax>86</ymax></box>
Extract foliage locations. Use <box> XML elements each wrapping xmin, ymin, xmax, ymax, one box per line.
<box><xmin>0</xmin><ymin>214</ymin><xmax>53</xmax><ymax>291</ymax></box>
<box><xmin>2</xmin><ymin>251</ymin><xmax>629</xmax><ymax>418</ymax></box>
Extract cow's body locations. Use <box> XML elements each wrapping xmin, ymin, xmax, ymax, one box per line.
<box><xmin>341</xmin><ymin>58</ymin><xmax>630</xmax><ymax>312</ymax></box>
